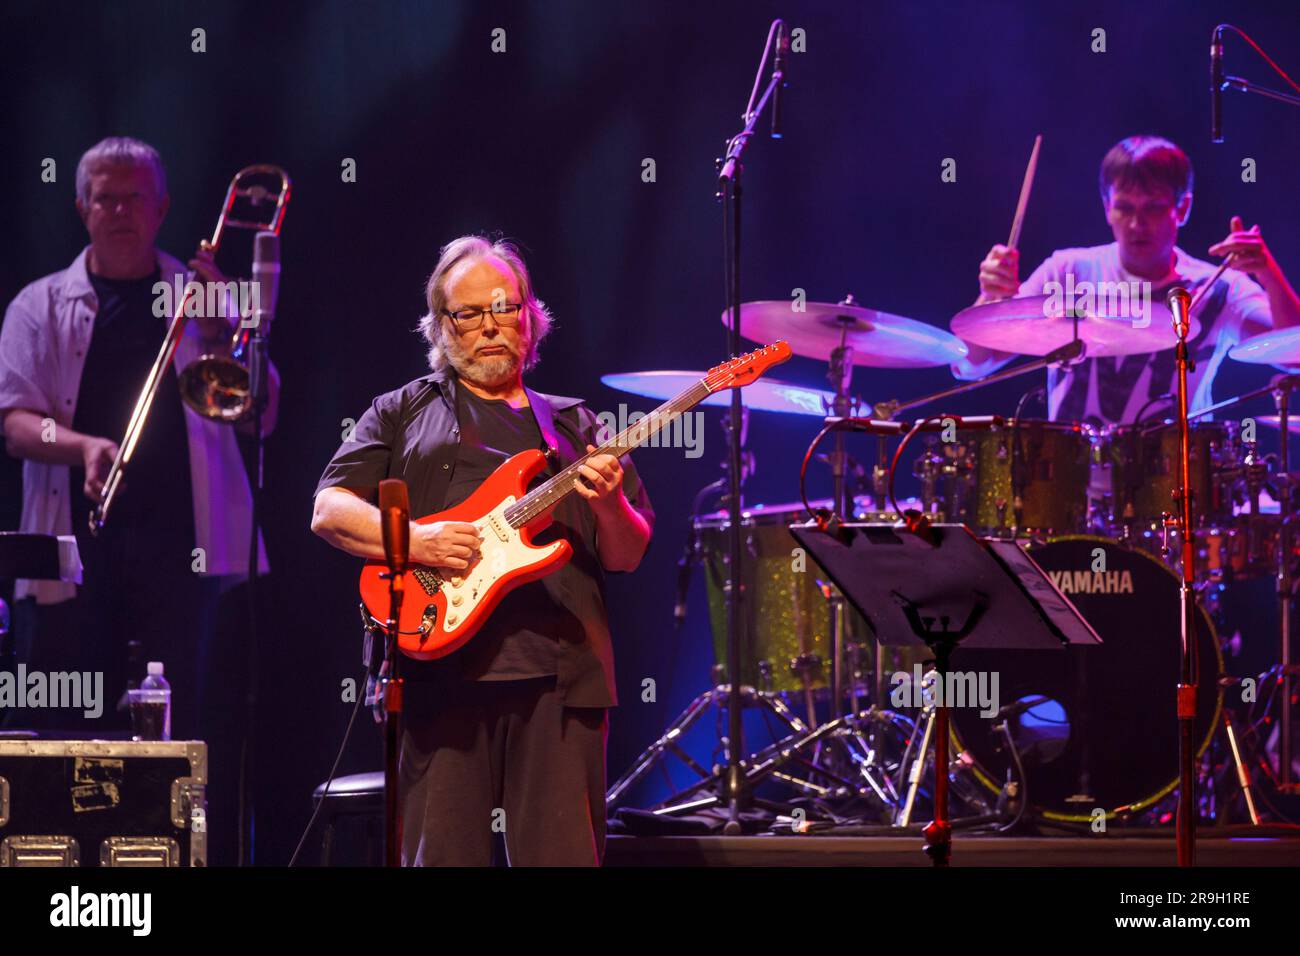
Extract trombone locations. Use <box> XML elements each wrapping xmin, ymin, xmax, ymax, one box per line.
<box><xmin>88</xmin><ymin>164</ymin><xmax>291</xmax><ymax>535</ymax></box>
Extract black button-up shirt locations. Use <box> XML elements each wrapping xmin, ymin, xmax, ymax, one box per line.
<box><xmin>314</xmin><ymin>370</ymin><xmax>653</xmax><ymax>707</ymax></box>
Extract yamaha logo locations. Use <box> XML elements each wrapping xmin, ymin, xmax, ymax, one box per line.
<box><xmin>1048</xmin><ymin>569</ymin><xmax>1135</xmax><ymax>595</ymax></box>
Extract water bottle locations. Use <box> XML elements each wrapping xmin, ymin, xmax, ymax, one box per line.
<box><xmin>132</xmin><ymin>661</ymin><xmax>172</xmax><ymax>741</ymax></box>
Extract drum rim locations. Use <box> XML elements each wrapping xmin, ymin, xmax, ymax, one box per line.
<box><xmin>939</xmin><ymin>417</ymin><xmax>1091</xmax><ymax>436</ymax></box>
<box><xmin>953</xmin><ymin>533</ymin><xmax>1225</xmax><ymax>822</ymax></box>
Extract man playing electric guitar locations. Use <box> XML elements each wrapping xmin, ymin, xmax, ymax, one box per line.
<box><xmin>311</xmin><ymin>235</ymin><xmax>653</xmax><ymax>866</ymax></box>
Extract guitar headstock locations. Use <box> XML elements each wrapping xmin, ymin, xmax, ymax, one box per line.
<box><xmin>704</xmin><ymin>341</ymin><xmax>792</xmax><ymax>392</ymax></box>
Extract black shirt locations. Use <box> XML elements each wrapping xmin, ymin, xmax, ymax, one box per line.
<box><xmin>314</xmin><ymin>371</ymin><xmax>654</xmax><ymax>707</ymax></box>
<box><xmin>441</xmin><ymin>386</ymin><xmax>559</xmax><ymax>680</ymax></box>
<box><xmin>73</xmin><ymin>269</ymin><xmax>195</xmax><ymax>551</ymax></box>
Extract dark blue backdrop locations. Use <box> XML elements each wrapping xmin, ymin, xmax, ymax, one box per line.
<box><xmin>2</xmin><ymin>0</ymin><xmax>1298</xmax><ymax>862</ymax></box>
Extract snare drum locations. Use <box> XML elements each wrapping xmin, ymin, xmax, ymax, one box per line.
<box><xmin>915</xmin><ymin>419</ymin><xmax>1092</xmax><ymax>537</ymax></box>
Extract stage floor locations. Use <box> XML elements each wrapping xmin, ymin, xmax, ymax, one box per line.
<box><xmin>605</xmin><ymin>831</ymin><xmax>1300</xmax><ymax>867</ymax></box>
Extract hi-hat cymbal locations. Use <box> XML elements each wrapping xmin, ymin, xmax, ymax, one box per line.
<box><xmin>951</xmin><ymin>294</ymin><xmax>1195</xmax><ymax>358</ymax></box>
<box><xmin>601</xmin><ymin>370</ymin><xmax>837</xmax><ymax>416</ymax></box>
<box><xmin>1230</xmin><ymin>327</ymin><xmax>1300</xmax><ymax>367</ymax></box>
<box><xmin>722</xmin><ymin>299</ymin><xmax>968</xmax><ymax>368</ymax></box>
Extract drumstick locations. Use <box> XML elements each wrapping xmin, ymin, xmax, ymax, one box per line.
<box><xmin>1190</xmin><ymin>223</ymin><xmax>1253</xmax><ymax>310</ymax></box>
<box><xmin>1189</xmin><ymin>254</ymin><xmax>1234</xmax><ymax>313</ymax></box>
<box><xmin>1006</xmin><ymin>134</ymin><xmax>1042</xmax><ymax>250</ymax></box>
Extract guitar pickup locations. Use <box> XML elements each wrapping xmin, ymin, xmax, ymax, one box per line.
<box><xmin>485</xmin><ymin>513</ymin><xmax>510</xmax><ymax>543</ymax></box>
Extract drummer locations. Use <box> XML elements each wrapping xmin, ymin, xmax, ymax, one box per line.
<box><xmin>954</xmin><ymin>135</ymin><xmax>1300</xmax><ymax>426</ymax></box>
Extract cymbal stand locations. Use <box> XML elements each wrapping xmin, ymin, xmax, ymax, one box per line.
<box><xmin>825</xmin><ymin>306</ymin><xmax>857</xmax><ymax>715</ymax></box>
<box><xmin>872</xmin><ymin>341</ymin><xmax>1084</xmax><ymax>422</ymax></box>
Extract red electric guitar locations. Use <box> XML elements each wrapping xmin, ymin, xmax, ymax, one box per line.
<box><xmin>359</xmin><ymin>341</ymin><xmax>792</xmax><ymax>659</ymax></box>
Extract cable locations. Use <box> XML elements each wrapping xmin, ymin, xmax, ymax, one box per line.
<box><xmin>995</xmin><ymin>719</ymin><xmax>1030</xmax><ymax>832</ymax></box>
<box><xmin>1217</xmin><ymin>24</ymin><xmax>1300</xmax><ymax>97</ymax></box>
<box><xmin>799</xmin><ymin>420</ymin><xmax>839</xmax><ymax>527</ymax></box>
<box><xmin>287</xmin><ymin>667</ymin><xmax>369</xmax><ymax>867</ymax></box>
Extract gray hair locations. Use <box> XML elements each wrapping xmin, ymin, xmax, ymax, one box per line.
<box><xmin>75</xmin><ymin>137</ymin><xmax>168</xmax><ymax>205</ymax></box>
<box><xmin>417</xmin><ymin>234</ymin><xmax>554</xmax><ymax>374</ymax></box>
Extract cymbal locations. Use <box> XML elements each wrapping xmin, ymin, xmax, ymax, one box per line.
<box><xmin>951</xmin><ymin>294</ymin><xmax>1196</xmax><ymax>358</ymax></box>
<box><xmin>1255</xmin><ymin>415</ymin><xmax>1300</xmax><ymax>436</ymax></box>
<box><xmin>1230</xmin><ymin>327</ymin><xmax>1300</xmax><ymax>367</ymax></box>
<box><xmin>722</xmin><ymin>299</ymin><xmax>968</xmax><ymax>368</ymax></box>
<box><xmin>601</xmin><ymin>370</ymin><xmax>837</xmax><ymax>416</ymax></box>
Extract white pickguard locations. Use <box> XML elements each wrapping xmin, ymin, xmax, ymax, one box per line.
<box><xmin>438</xmin><ymin>497</ymin><xmax>566</xmax><ymax>634</ymax></box>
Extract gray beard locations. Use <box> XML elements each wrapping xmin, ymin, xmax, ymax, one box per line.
<box><xmin>440</xmin><ymin>327</ymin><xmax>525</xmax><ymax>388</ymax></box>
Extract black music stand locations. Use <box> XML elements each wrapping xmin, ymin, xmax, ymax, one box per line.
<box><xmin>0</xmin><ymin>532</ymin><xmax>82</xmax><ymax>584</ymax></box>
<box><xmin>790</xmin><ymin>522</ymin><xmax>1100</xmax><ymax>865</ymax></box>
<box><xmin>0</xmin><ymin>533</ymin><xmax>83</xmax><ymax>706</ymax></box>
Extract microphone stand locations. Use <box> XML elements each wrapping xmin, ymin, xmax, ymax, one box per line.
<box><xmin>1168</xmin><ymin>288</ymin><xmax>1199</xmax><ymax>866</ymax></box>
<box><xmin>375</xmin><ymin>481</ymin><xmax>410</xmax><ymax>867</ymax></box>
<box><xmin>714</xmin><ymin>18</ymin><xmax>786</xmax><ymax>834</ymax></box>
<box><xmin>239</xmin><ymin>291</ymin><xmax>271</xmax><ymax>866</ymax></box>
<box><xmin>1212</xmin><ymin>24</ymin><xmax>1300</xmax><ymax>140</ymax></box>
<box><xmin>381</xmin><ymin>554</ymin><xmax>405</xmax><ymax>866</ymax></box>
<box><xmin>1222</xmin><ymin>77</ymin><xmax>1300</xmax><ymax>108</ymax></box>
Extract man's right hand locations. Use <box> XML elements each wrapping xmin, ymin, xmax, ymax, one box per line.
<box><xmin>977</xmin><ymin>244</ymin><xmax>1020</xmax><ymax>301</ymax></box>
<box><xmin>411</xmin><ymin>520</ymin><xmax>482</xmax><ymax>571</ymax></box>
<box><xmin>81</xmin><ymin>436</ymin><xmax>119</xmax><ymax>500</ymax></box>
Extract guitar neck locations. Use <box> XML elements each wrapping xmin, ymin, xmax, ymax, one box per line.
<box><xmin>504</xmin><ymin>378</ymin><xmax>713</xmax><ymax>529</ymax></box>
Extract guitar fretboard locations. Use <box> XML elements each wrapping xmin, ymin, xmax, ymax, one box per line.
<box><xmin>503</xmin><ymin>379</ymin><xmax>712</xmax><ymax>528</ymax></box>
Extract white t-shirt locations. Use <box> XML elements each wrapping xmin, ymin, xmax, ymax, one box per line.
<box><xmin>959</xmin><ymin>243</ymin><xmax>1272</xmax><ymax>427</ymax></box>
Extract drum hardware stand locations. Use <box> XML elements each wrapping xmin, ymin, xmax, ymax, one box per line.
<box><xmin>1194</xmin><ymin>376</ymin><xmax>1300</xmax><ymax>797</ymax></box>
<box><xmin>1271</xmin><ymin>381</ymin><xmax>1297</xmax><ymax>793</ymax></box>
<box><xmin>604</xmin><ymin>680</ymin><xmax>818</xmax><ymax>814</ymax></box>
<box><xmin>632</xmin><ymin>704</ymin><xmax>916</xmax><ymax>821</ymax></box>
<box><xmin>1218</xmin><ymin>706</ymin><xmax>1262</xmax><ymax>825</ymax></box>
<box><xmin>871</xmin><ymin>338</ymin><xmax>1086</xmax><ymax>425</ymax></box>
<box><xmin>822</xmin><ymin>301</ymin><xmax>862</xmax><ymax>719</ymax></box>
<box><xmin>892</xmin><ymin>668</ymin><xmax>1003</xmax><ymax>830</ymax></box>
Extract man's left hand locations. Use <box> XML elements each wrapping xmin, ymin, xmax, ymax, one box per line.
<box><xmin>574</xmin><ymin>444</ymin><xmax>626</xmax><ymax>511</ymax></box>
<box><xmin>1209</xmin><ymin>216</ymin><xmax>1279</xmax><ymax>282</ymax></box>
<box><xmin>187</xmin><ymin>239</ymin><xmax>234</xmax><ymax>343</ymax></box>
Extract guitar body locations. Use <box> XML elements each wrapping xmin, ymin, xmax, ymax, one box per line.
<box><xmin>358</xmin><ymin>449</ymin><xmax>573</xmax><ymax>660</ymax></box>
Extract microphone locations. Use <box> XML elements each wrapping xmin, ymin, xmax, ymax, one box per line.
<box><xmin>824</xmin><ymin>417</ymin><xmax>906</xmax><ymax>436</ymax></box>
<box><xmin>246</xmin><ymin>230</ymin><xmax>281</xmax><ymax>415</ymax></box>
<box><xmin>378</xmin><ymin>479</ymin><xmax>411</xmax><ymax>575</ymax></box>
<box><xmin>770</xmin><ymin>20</ymin><xmax>789</xmax><ymax>139</ymax></box>
<box><xmin>251</xmin><ymin>230</ymin><xmax>281</xmax><ymax>331</ymax></box>
<box><xmin>1211</xmin><ymin>26</ymin><xmax>1224</xmax><ymax>143</ymax></box>
<box><xmin>1167</xmin><ymin>286</ymin><xmax>1192</xmax><ymax>338</ymax></box>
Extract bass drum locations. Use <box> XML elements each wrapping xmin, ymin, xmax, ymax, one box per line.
<box><xmin>950</xmin><ymin>536</ymin><xmax>1223</xmax><ymax>821</ymax></box>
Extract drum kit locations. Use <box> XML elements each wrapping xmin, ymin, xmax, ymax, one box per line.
<box><xmin>604</xmin><ymin>290</ymin><xmax>1300</xmax><ymax>833</ymax></box>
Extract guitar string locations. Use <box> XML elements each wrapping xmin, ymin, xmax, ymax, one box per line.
<box><xmin>504</xmin><ymin>379</ymin><xmax>713</xmax><ymax>528</ymax></box>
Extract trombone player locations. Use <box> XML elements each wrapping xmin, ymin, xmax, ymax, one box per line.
<box><xmin>0</xmin><ymin>137</ymin><xmax>278</xmax><ymax>864</ymax></box>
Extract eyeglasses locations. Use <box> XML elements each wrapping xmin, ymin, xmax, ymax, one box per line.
<box><xmin>90</xmin><ymin>192</ymin><xmax>152</xmax><ymax>212</ymax></box>
<box><xmin>442</xmin><ymin>303</ymin><xmax>524</xmax><ymax>331</ymax></box>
